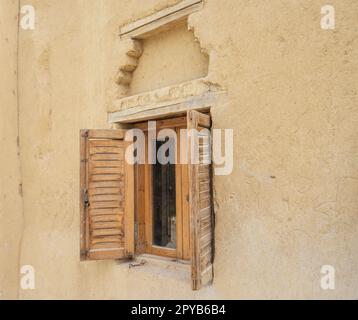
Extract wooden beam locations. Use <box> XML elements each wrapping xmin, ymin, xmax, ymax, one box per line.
<box><xmin>120</xmin><ymin>0</ymin><xmax>203</xmax><ymax>39</ymax></box>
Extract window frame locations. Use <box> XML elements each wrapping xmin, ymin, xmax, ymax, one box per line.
<box><xmin>133</xmin><ymin>116</ymin><xmax>190</xmax><ymax>260</ymax></box>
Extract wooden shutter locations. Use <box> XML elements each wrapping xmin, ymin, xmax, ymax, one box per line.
<box><xmin>80</xmin><ymin>129</ymin><xmax>134</xmax><ymax>261</ymax></box>
<box><xmin>187</xmin><ymin>110</ymin><xmax>214</xmax><ymax>290</ymax></box>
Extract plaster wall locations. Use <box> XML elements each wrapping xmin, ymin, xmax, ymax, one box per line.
<box><xmin>0</xmin><ymin>0</ymin><xmax>357</xmax><ymax>299</ymax></box>
<box><xmin>130</xmin><ymin>22</ymin><xmax>209</xmax><ymax>95</ymax></box>
<box><xmin>0</xmin><ymin>0</ymin><xmax>23</xmax><ymax>300</ymax></box>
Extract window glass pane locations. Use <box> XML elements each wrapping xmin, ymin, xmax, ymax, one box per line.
<box><xmin>152</xmin><ymin>139</ymin><xmax>176</xmax><ymax>248</ymax></box>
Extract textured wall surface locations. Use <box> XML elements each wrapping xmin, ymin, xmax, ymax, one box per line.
<box><xmin>0</xmin><ymin>0</ymin><xmax>23</xmax><ymax>299</ymax></box>
<box><xmin>130</xmin><ymin>22</ymin><xmax>209</xmax><ymax>94</ymax></box>
<box><xmin>0</xmin><ymin>0</ymin><xmax>357</xmax><ymax>299</ymax></box>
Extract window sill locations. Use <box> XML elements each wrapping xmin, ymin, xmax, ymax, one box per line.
<box><xmin>131</xmin><ymin>254</ymin><xmax>190</xmax><ymax>270</ymax></box>
<box><xmin>125</xmin><ymin>254</ymin><xmax>191</xmax><ymax>281</ymax></box>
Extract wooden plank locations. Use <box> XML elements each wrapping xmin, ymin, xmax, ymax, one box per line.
<box><xmin>90</xmin><ymin>194</ymin><xmax>124</xmax><ymax>202</ymax></box>
<box><xmin>124</xmin><ymin>141</ymin><xmax>135</xmax><ymax>257</ymax></box>
<box><xmin>90</xmin><ymin>153</ymin><xmax>124</xmax><ymax>161</ymax></box>
<box><xmin>89</xmin><ymin>180</ymin><xmax>124</xmax><ymax>189</ymax></box>
<box><xmin>80</xmin><ymin>130</ymin><xmax>88</xmax><ymax>260</ymax></box>
<box><xmin>89</xmin><ymin>140</ymin><xmax>122</xmax><ymax>147</ymax></box>
<box><xmin>91</xmin><ymin>215</ymin><xmax>122</xmax><ymax>223</ymax></box>
<box><xmin>87</xmin><ymin>248</ymin><xmax>125</xmax><ymax>260</ymax></box>
<box><xmin>91</xmin><ymin>242</ymin><xmax>125</xmax><ymax>250</ymax></box>
<box><xmin>92</xmin><ymin>221</ymin><xmax>122</xmax><ymax>230</ymax></box>
<box><xmin>120</xmin><ymin>0</ymin><xmax>203</xmax><ymax>39</ymax></box>
<box><xmin>91</xmin><ymin>236</ymin><xmax>123</xmax><ymax>245</ymax></box>
<box><xmin>90</xmin><ymin>201</ymin><xmax>123</xmax><ymax>209</ymax></box>
<box><xmin>144</xmin><ymin>144</ymin><xmax>153</xmax><ymax>254</ymax></box>
<box><xmin>188</xmin><ymin>110</ymin><xmax>200</xmax><ymax>289</ymax></box>
<box><xmin>182</xmin><ymin>163</ymin><xmax>191</xmax><ymax>260</ymax></box>
<box><xmin>90</xmin><ymin>174</ymin><xmax>123</xmax><ymax>182</ymax></box>
<box><xmin>135</xmin><ymin>165</ymin><xmax>146</xmax><ymax>253</ymax></box>
<box><xmin>136</xmin><ymin>164</ymin><xmax>146</xmax><ymax>253</ymax></box>
<box><xmin>134</xmin><ymin>116</ymin><xmax>187</xmax><ymax>131</ymax></box>
<box><xmin>89</xmin><ymin>146</ymin><xmax>123</xmax><ymax>155</ymax></box>
<box><xmin>89</xmin><ymin>208</ymin><xmax>124</xmax><ymax>216</ymax></box>
<box><xmin>176</xmin><ymin>128</ymin><xmax>183</xmax><ymax>260</ymax></box>
<box><xmin>92</xmin><ymin>228</ymin><xmax>123</xmax><ymax>237</ymax></box>
<box><xmin>89</xmin><ymin>188</ymin><xmax>122</xmax><ymax>196</ymax></box>
<box><xmin>151</xmin><ymin>246</ymin><xmax>177</xmax><ymax>259</ymax></box>
<box><xmin>89</xmin><ymin>167</ymin><xmax>124</xmax><ymax>175</ymax></box>
<box><xmin>87</xmin><ymin>129</ymin><xmax>125</xmax><ymax>140</ymax></box>
<box><xmin>90</xmin><ymin>161</ymin><xmax>123</xmax><ymax>168</ymax></box>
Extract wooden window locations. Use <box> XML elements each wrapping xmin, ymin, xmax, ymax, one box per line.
<box><xmin>80</xmin><ymin>110</ymin><xmax>214</xmax><ymax>290</ymax></box>
<box><xmin>135</xmin><ymin>118</ymin><xmax>190</xmax><ymax>260</ymax></box>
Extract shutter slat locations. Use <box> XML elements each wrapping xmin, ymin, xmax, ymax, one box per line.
<box><xmin>92</xmin><ymin>221</ymin><xmax>122</xmax><ymax>230</ymax></box>
<box><xmin>90</xmin><ymin>201</ymin><xmax>123</xmax><ymax>209</ymax></box>
<box><xmin>90</xmin><ymin>194</ymin><xmax>123</xmax><ymax>202</ymax></box>
<box><xmin>90</xmin><ymin>174</ymin><xmax>123</xmax><ymax>182</ymax></box>
<box><xmin>91</xmin><ymin>236</ymin><xmax>123</xmax><ymax>245</ymax></box>
<box><xmin>89</xmin><ymin>181</ymin><xmax>124</xmax><ymax>189</ymax></box>
<box><xmin>89</xmin><ymin>188</ymin><xmax>121</xmax><ymax>196</ymax></box>
<box><xmin>89</xmin><ymin>208</ymin><xmax>124</xmax><ymax>216</ymax></box>
<box><xmin>90</xmin><ymin>161</ymin><xmax>123</xmax><ymax>168</ymax></box>
<box><xmin>90</xmin><ymin>153</ymin><xmax>124</xmax><ymax>161</ymax></box>
<box><xmin>92</xmin><ymin>228</ymin><xmax>123</xmax><ymax>237</ymax></box>
<box><xmin>90</xmin><ymin>167</ymin><xmax>124</xmax><ymax>175</ymax></box>
<box><xmin>91</xmin><ymin>214</ymin><xmax>122</xmax><ymax>223</ymax></box>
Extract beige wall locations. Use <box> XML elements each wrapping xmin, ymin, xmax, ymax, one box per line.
<box><xmin>0</xmin><ymin>0</ymin><xmax>23</xmax><ymax>299</ymax></box>
<box><xmin>0</xmin><ymin>0</ymin><xmax>357</xmax><ymax>299</ymax></box>
<box><xmin>130</xmin><ymin>22</ymin><xmax>209</xmax><ymax>94</ymax></box>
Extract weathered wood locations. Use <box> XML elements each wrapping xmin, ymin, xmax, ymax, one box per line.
<box><xmin>91</xmin><ymin>214</ymin><xmax>122</xmax><ymax>223</ymax></box>
<box><xmin>187</xmin><ymin>110</ymin><xmax>214</xmax><ymax>290</ymax></box>
<box><xmin>87</xmin><ymin>129</ymin><xmax>126</xmax><ymax>140</ymax></box>
<box><xmin>80</xmin><ymin>129</ymin><xmax>134</xmax><ymax>261</ymax></box>
<box><xmin>120</xmin><ymin>0</ymin><xmax>203</xmax><ymax>39</ymax></box>
<box><xmin>89</xmin><ymin>188</ymin><xmax>122</xmax><ymax>196</ymax></box>
<box><xmin>87</xmin><ymin>248</ymin><xmax>126</xmax><ymax>260</ymax></box>
<box><xmin>124</xmin><ymin>141</ymin><xmax>135</xmax><ymax>257</ymax></box>
<box><xmin>134</xmin><ymin>116</ymin><xmax>187</xmax><ymax>131</ymax></box>
<box><xmin>80</xmin><ymin>130</ymin><xmax>88</xmax><ymax>261</ymax></box>
<box><xmin>89</xmin><ymin>208</ymin><xmax>124</xmax><ymax>216</ymax></box>
<box><xmin>176</xmin><ymin>128</ymin><xmax>183</xmax><ymax>260</ymax></box>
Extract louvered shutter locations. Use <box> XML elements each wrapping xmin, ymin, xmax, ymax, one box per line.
<box><xmin>80</xmin><ymin>130</ymin><xmax>134</xmax><ymax>261</ymax></box>
<box><xmin>187</xmin><ymin>110</ymin><xmax>214</xmax><ymax>290</ymax></box>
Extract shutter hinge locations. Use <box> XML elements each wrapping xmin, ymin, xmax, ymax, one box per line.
<box><xmin>83</xmin><ymin>189</ymin><xmax>90</xmax><ymax>208</ymax></box>
<box><xmin>81</xmin><ymin>130</ymin><xmax>89</xmax><ymax>138</ymax></box>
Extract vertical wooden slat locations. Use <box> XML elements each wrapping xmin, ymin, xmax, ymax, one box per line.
<box><xmin>181</xmin><ymin>163</ymin><xmax>190</xmax><ymax>260</ymax></box>
<box><xmin>136</xmin><ymin>164</ymin><xmax>146</xmax><ymax>253</ymax></box>
<box><xmin>125</xmin><ymin>141</ymin><xmax>135</xmax><ymax>257</ymax></box>
<box><xmin>144</xmin><ymin>132</ymin><xmax>153</xmax><ymax>254</ymax></box>
<box><xmin>80</xmin><ymin>130</ymin><xmax>89</xmax><ymax>261</ymax></box>
<box><xmin>176</xmin><ymin>128</ymin><xmax>183</xmax><ymax>259</ymax></box>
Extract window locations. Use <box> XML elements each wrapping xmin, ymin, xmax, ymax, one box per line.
<box><xmin>152</xmin><ymin>139</ymin><xmax>177</xmax><ymax>248</ymax></box>
<box><xmin>80</xmin><ymin>110</ymin><xmax>214</xmax><ymax>290</ymax></box>
<box><xmin>135</xmin><ymin>118</ymin><xmax>190</xmax><ymax>260</ymax></box>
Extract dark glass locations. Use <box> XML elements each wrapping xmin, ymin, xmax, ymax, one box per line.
<box><xmin>152</xmin><ymin>139</ymin><xmax>176</xmax><ymax>248</ymax></box>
